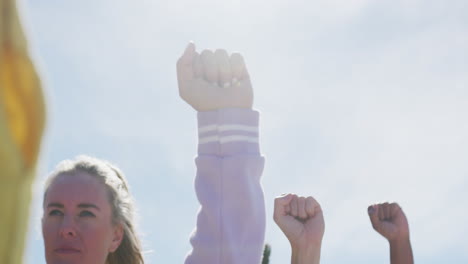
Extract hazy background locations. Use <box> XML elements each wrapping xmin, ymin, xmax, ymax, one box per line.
<box><xmin>22</xmin><ymin>0</ymin><xmax>467</xmax><ymax>263</ymax></box>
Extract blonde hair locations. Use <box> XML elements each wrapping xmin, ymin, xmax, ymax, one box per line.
<box><xmin>43</xmin><ymin>155</ymin><xmax>144</xmax><ymax>264</ymax></box>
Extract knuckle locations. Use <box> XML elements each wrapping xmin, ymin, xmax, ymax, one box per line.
<box><xmin>201</xmin><ymin>49</ymin><xmax>213</xmax><ymax>57</ymax></box>
<box><xmin>215</xmin><ymin>49</ymin><xmax>228</xmax><ymax>55</ymax></box>
<box><xmin>230</xmin><ymin>52</ymin><xmax>242</xmax><ymax>58</ymax></box>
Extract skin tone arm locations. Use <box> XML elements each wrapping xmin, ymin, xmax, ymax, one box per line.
<box><xmin>274</xmin><ymin>194</ymin><xmax>325</xmax><ymax>264</ymax></box>
<box><xmin>368</xmin><ymin>202</ymin><xmax>414</xmax><ymax>264</ymax></box>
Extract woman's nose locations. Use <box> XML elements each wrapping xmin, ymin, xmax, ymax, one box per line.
<box><xmin>59</xmin><ymin>215</ymin><xmax>77</xmax><ymax>238</ymax></box>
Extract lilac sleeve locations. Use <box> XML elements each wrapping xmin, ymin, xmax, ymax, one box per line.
<box><xmin>184</xmin><ymin>108</ymin><xmax>266</xmax><ymax>264</ymax></box>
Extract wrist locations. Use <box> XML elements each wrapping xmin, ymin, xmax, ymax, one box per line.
<box><xmin>389</xmin><ymin>236</ymin><xmax>414</xmax><ymax>264</ymax></box>
<box><xmin>197</xmin><ymin>106</ymin><xmax>253</xmax><ymax>113</ymax></box>
<box><xmin>388</xmin><ymin>236</ymin><xmax>411</xmax><ymax>250</ymax></box>
<box><xmin>388</xmin><ymin>234</ymin><xmax>410</xmax><ymax>245</ymax></box>
<box><xmin>291</xmin><ymin>242</ymin><xmax>321</xmax><ymax>264</ymax></box>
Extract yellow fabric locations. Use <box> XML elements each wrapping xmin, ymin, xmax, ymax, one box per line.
<box><xmin>0</xmin><ymin>0</ymin><xmax>45</xmax><ymax>263</ymax></box>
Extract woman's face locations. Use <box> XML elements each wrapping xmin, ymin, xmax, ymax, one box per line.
<box><xmin>42</xmin><ymin>172</ymin><xmax>123</xmax><ymax>264</ymax></box>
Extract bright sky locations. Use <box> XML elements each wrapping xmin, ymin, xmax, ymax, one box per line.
<box><xmin>22</xmin><ymin>0</ymin><xmax>468</xmax><ymax>263</ymax></box>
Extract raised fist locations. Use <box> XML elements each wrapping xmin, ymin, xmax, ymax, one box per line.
<box><xmin>273</xmin><ymin>194</ymin><xmax>325</xmax><ymax>249</ymax></box>
<box><xmin>368</xmin><ymin>202</ymin><xmax>410</xmax><ymax>242</ymax></box>
<box><xmin>176</xmin><ymin>42</ymin><xmax>253</xmax><ymax>111</ymax></box>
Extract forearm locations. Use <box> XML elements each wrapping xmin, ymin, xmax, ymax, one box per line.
<box><xmin>389</xmin><ymin>238</ymin><xmax>414</xmax><ymax>264</ymax></box>
<box><xmin>185</xmin><ymin>108</ymin><xmax>266</xmax><ymax>264</ymax></box>
<box><xmin>291</xmin><ymin>244</ymin><xmax>321</xmax><ymax>264</ymax></box>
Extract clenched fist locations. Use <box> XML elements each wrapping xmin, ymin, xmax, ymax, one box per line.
<box><xmin>368</xmin><ymin>202</ymin><xmax>414</xmax><ymax>264</ymax></box>
<box><xmin>176</xmin><ymin>42</ymin><xmax>253</xmax><ymax>111</ymax></box>
<box><xmin>368</xmin><ymin>202</ymin><xmax>410</xmax><ymax>242</ymax></box>
<box><xmin>274</xmin><ymin>194</ymin><xmax>324</xmax><ymax>252</ymax></box>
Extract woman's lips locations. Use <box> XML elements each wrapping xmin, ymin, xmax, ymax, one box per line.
<box><xmin>54</xmin><ymin>248</ymin><xmax>81</xmax><ymax>254</ymax></box>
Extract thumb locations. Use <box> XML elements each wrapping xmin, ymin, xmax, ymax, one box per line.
<box><xmin>178</xmin><ymin>42</ymin><xmax>196</xmax><ymax>66</ymax></box>
<box><xmin>368</xmin><ymin>205</ymin><xmax>381</xmax><ymax>231</ymax></box>
<box><xmin>176</xmin><ymin>42</ymin><xmax>196</xmax><ymax>89</ymax></box>
<box><xmin>273</xmin><ymin>194</ymin><xmax>294</xmax><ymax>222</ymax></box>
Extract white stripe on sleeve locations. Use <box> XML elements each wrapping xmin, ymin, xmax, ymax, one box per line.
<box><xmin>199</xmin><ymin>124</ymin><xmax>258</xmax><ymax>135</ymax></box>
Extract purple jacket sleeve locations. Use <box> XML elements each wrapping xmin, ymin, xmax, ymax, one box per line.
<box><xmin>184</xmin><ymin>108</ymin><xmax>266</xmax><ymax>264</ymax></box>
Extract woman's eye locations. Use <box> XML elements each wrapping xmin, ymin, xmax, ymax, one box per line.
<box><xmin>79</xmin><ymin>211</ymin><xmax>96</xmax><ymax>217</ymax></box>
<box><xmin>49</xmin><ymin>210</ymin><xmax>63</xmax><ymax>216</ymax></box>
